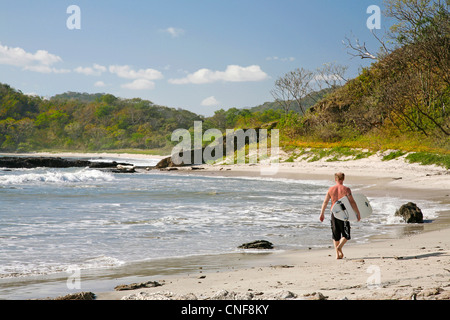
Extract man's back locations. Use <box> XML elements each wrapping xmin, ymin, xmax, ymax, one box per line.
<box><xmin>328</xmin><ymin>184</ymin><xmax>351</xmax><ymax>206</ymax></box>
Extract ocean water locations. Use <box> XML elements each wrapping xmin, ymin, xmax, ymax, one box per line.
<box><xmin>0</xmin><ymin>156</ymin><xmax>445</xmax><ymax>298</ymax></box>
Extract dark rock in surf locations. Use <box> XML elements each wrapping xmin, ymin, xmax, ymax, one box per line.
<box><xmin>238</xmin><ymin>240</ymin><xmax>274</xmax><ymax>250</ymax></box>
<box><xmin>0</xmin><ymin>156</ymin><xmax>90</xmax><ymax>168</ymax></box>
<box><xmin>395</xmin><ymin>202</ymin><xmax>424</xmax><ymax>223</ymax></box>
<box><xmin>114</xmin><ymin>281</ymin><xmax>163</xmax><ymax>291</ymax></box>
<box><xmin>88</xmin><ymin>161</ymin><xmax>134</xmax><ymax>169</ymax></box>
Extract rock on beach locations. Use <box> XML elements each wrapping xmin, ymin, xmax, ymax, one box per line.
<box><xmin>395</xmin><ymin>202</ymin><xmax>424</xmax><ymax>223</ymax></box>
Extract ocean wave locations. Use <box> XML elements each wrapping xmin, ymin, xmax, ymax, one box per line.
<box><xmin>180</xmin><ymin>173</ymin><xmax>330</xmax><ymax>187</ymax></box>
<box><xmin>0</xmin><ymin>255</ymin><xmax>125</xmax><ymax>279</ymax></box>
<box><xmin>0</xmin><ymin>169</ymin><xmax>115</xmax><ymax>185</ymax></box>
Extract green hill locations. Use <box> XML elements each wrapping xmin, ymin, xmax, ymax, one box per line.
<box><xmin>0</xmin><ymin>84</ymin><xmax>202</xmax><ymax>152</ymax></box>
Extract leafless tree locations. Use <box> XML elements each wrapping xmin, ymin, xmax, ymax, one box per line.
<box><xmin>270</xmin><ymin>68</ymin><xmax>315</xmax><ymax>115</ymax></box>
<box><xmin>315</xmin><ymin>62</ymin><xmax>349</xmax><ymax>90</ymax></box>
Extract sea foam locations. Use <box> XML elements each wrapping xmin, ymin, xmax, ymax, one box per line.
<box><xmin>0</xmin><ymin>169</ymin><xmax>114</xmax><ymax>185</ymax></box>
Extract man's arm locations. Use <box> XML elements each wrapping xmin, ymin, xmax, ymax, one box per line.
<box><xmin>319</xmin><ymin>192</ymin><xmax>331</xmax><ymax>222</ymax></box>
<box><xmin>347</xmin><ymin>193</ymin><xmax>361</xmax><ymax>221</ymax></box>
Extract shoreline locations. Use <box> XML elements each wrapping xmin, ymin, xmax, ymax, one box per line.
<box><xmin>1</xmin><ymin>151</ymin><xmax>449</xmax><ymax>300</ymax></box>
<box><xmin>97</xmin><ymin>155</ymin><xmax>449</xmax><ymax>300</ymax></box>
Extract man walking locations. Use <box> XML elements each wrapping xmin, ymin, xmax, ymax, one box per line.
<box><xmin>319</xmin><ymin>172</ymin><xmax>361</xmax><ymax>259</ymax></box>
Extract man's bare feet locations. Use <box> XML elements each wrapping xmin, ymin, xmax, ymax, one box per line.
<box><xmin>335</xmin><ymin>248</ymin><xmax>344</xmax><ymax>259</ymax></box>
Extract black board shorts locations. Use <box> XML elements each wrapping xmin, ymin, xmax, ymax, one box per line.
<box><xmin>331</xmin><ymin>214</ymin><xmax>351</xmax><ymax>241</ymax></box>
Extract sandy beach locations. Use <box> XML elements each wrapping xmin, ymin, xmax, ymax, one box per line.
<box><xmin>2</xmin><ymin>150</ymin><xmax>449</xmax><ymax>300</ymax></box>
<box><xmin>85</xmin><ymin>150</ymin><xmax>450</xmax><ymax>301</ymax></box>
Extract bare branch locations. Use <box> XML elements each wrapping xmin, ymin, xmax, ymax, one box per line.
<box><xmin>343</xmin><ymin>35</ymin><xmax>378</xmax><ymax>60</ymax></box>
<box><xmin>315</xmin><ymin>62</ymin><xmax>349</xmax><ymax>90</ymax></box>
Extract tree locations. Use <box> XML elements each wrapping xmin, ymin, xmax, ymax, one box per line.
<box><xmin>380</xmin><ymin>0</ymin><xmax>449</xmax><ymax>136</ymax></box>
<box><xmin>315</xmin><ymin>62</ymin><xmax>349</xmax><ymax>90</ymax></box>
<box><xmin>384</xmin><ymin>0</ymin><xmax>448</xmax><ymax>45</ymax></box>
<box><xmin>270</xmin><ymin>68</ymin><xmax>315</xmax><ymax>115</ymax></box>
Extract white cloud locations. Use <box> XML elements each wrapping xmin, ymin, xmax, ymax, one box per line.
<box><xmin>23</xmin><ymin>65</ymin><xmax>70</xmax><ymax>74</ymax></box>
<box><xmin>169</xmin><ymin>65</ymin><xmax>269</xmax><ymax>85</ymax></box>
<box><xmin>94</xmin><ymin>81</ymin><xmax>107</xmax><ymax>87</ymax></box>
<box><xmin>109</xmin><ymin>65</ymin><xmax>162</xmax><ymax>90</ymax></box>
<box><xmin>0</xmin><ymin>42</ymin><xmax>68</xmax><ymax>74</ymax></box>
<box><xmin>266</xmin><ymin>56</ymin><xmax>295</xmax><ymax>62</ymax></box>
<box><xmin>0</xmin><ymin>43</ymin><xmax>61</xmax><ymax>66</ymax></box>
<box><xmin>161</xmin><ymin>27</ymin><xmax>185</xmax><ymax>38</ymax></box>
<box><xmin>121</xmin><ymin>79</ymin><xmax>155</xmax><ymax>90</ymax></box>
<box><xmin>109</xmin><ymin>65</ymin><xmax>163</xmax><ymax>81</ymax></box>
<box><xmin>74</xmin><ymin>63</ymin><xmax>107</xmax><ymax>76</ymax></box>
<box><xmin>201</xmin><ymin>96</ymin><xmax>220</xmax><ymax>106</ymax></box>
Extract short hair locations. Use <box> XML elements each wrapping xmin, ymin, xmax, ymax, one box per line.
<box><xmin>335</xmin><ymin>172</ymin><xmax>345</xmax><ymax>181</ymax></box>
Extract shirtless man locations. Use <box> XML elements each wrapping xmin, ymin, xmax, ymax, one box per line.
<box><xmin>319</xmin><ymin>172</ymin><xmax>361</xmax><ymax>259</ymax></box>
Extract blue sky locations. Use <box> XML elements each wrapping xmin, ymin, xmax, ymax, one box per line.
<box><xmin>0</xmin><ymin>0</ymin><xmax>390</xmax><ymax>116</ymax></box>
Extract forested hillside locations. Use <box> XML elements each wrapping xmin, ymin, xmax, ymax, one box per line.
<box><xmin>275</xmin><ymin>0</ymin><xmax>449</xmax><ymax>153</ymax></box>
<box><xmin>0</xmin><ymin>85</ymin><xmax>202</xmax><ymax>152</ymax></box>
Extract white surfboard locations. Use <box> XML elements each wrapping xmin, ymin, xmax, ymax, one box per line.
<box><xmin>331</xmin><ymin>193</ymin><xmax>373</xmax><ymax>222</ymax></box>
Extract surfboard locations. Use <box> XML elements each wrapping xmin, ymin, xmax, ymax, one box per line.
<box><xmin>331</xmin><ymin>193</ymin><xmax>373</xmax><ymax>222</ymax></box>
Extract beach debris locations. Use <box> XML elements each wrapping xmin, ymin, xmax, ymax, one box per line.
<box><xmin>121</xmin><ymin>289</ymin><xmax>300</xmax><ymax>300</ymax></box>
<box><xmin>395</xmin><ymin>202</ymin><xmax>424</xmax><ymax>223</ymax></box>
<box><xmin>408</xmin><ymin>287</ymin><xmax>450</xmax><ymax>300</ymax></box>
<box><xmin>271</xmin><ymin>265</ymin><xmax>294</xmax><ymax>269</ymax></box>
<box><xmin>160</xmin><ymin>167</ymin><xmax>179</xmax><ymax>171</ymax></box>
<box><xmin>114</xmin><ymin>280</ymin><xmax>163</xmax><ymax>291</ymax></box>
<box><xmin>53</xmin><ymin>292</ymin><xmax>96</xmax><ymax>300</ymax></box>
<box><xmin>271</xmin><ymin>290</ymin><xmax>298</xmax><ymax>300</ymax></box>
<box><xmin>121</xmin><ymin>291</ymin><xmax>197</xmax><ymax>300</ymax></box>
<box><xmin>210</xmin><ymin>289</ymin><xmax>254</xmax><ymax>300</ymax></box>
<box><xmin>421</xmin><ymin>287</ymin><xmax>443</xmax><ymax>297</ymax></box>
<box><xmin>238</xmin><ymin>240</ymin><xmax>274</xmax><ymax>249</ymax></box>
<box><xmin>304</xmin><ymin>292</ymin><xmax>328</xmax><ymax>300</ymax></box>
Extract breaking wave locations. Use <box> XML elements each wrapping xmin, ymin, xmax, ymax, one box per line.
<box><xmin>0</xmin><ymin>169</ymin><xmax>115</xmax><ymax>185</ymax></box>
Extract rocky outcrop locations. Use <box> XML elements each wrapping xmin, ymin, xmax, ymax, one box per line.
<box><xmin>156</xmin><ymin>124</ymin><xmax>278</xmax><ymax>168</ymax></box>
<box><xmin>156</xmin><ymin>149</ymin><xmax>203</xmax><ymax>168</ymax></box>
<box><xmin>238</xmin><ymin>240</ymin><xmax>274</xmax><ymax>249</ymax></box>
<box><xmin>0</xmin><ymin>157</ymin><xmax>90</xmax><ymax>168</ymax></box>
<box><xmin>0</xmin><ymin>156</ymin><xmax>133</xmax><ymax>170</ymax></box>
<box><xmin>395</xmin><ymin>202</ymin><xmax>424</xmax><ymax>223</ymax></box>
